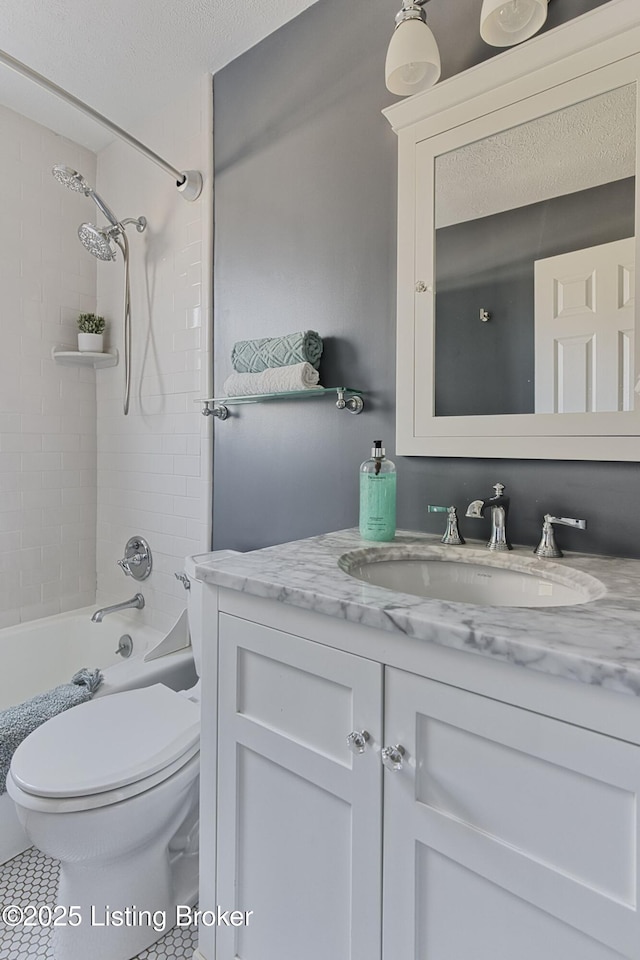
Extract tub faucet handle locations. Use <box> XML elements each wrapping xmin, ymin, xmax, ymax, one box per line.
<box><xmin>175</xmin><ymin>572</ymin><xmax>191</xmax><ymax>590</ymax></box>
<box><xmin>117</xmin><ymin>536</ymin><xmax>152</xmax><ymax>581</ymax></box>
<box><xmin>118</xmin><ymin>552</ymin><xmax>145</xmax><ymax>573</ymax></box>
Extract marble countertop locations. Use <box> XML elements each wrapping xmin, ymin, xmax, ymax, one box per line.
<box><xmin>192</xmin><ymin>529</ymin><xmax>640</xmax><ymax>697</ymax></box>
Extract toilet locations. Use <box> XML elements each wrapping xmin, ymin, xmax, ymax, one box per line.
<box><xmin>6</xmin><ymin>555</ymin><xmax>224</xmax><ymax>960</ymax></box>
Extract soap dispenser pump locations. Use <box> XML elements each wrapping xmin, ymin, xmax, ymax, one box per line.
<box><xmin>359</xmin><ymin>441</ymin><xmax>396</xmax><ymax>542</ymax></box>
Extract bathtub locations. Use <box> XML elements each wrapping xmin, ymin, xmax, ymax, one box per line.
<box><xmin>0</xmin><ymin>605</ymin><xmax>197</xmax><ymax>865</ymax></box>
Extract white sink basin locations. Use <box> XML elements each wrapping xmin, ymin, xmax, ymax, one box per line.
<box><xmin>339</xmin><ymin>546</ymin><xmax>606</xmax><ymax>608</ymax></box>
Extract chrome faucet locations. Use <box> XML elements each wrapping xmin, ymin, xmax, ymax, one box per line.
<box><xmin>465</xmin><ymin>483</ymin><xmax>512</xmax><ymax>551</ymax></box>
<box><xmin>91</xmin><ymin>592</ymin><xmax>145</xmax><ymax>623</ymax></box>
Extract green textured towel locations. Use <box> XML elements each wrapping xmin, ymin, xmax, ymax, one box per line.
<box><xmin>231</xmin><ymin>330</ymin><xmax>323</xmax><ymax>373</ymax></box>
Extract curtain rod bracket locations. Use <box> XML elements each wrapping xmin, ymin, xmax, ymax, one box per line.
<box><xmin>177</xmin><ymin>171</ymin><xmax>203</xmax><ymax>201</ymax></box>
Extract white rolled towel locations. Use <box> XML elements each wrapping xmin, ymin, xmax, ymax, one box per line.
<box><xmin>223</xmin><ymin>361</ymin><xmax>321</xmax><ymax>396</ymax></box>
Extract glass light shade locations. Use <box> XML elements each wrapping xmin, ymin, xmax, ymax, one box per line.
<box><xmin>385</xmin><ymin>18</ymin><xmax>441</xmax><ymax>96</ymax></box>
<box><xmin>480</xmin><ymin>0</ymin><xmax>548</xmax><ymax>46</ymax></box>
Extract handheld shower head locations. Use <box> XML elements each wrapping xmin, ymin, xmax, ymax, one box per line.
<box><xmin>52</xmin><ymin>164</ymin><xmax>120</xmax><ymax>226</ymax></box>
<box><xmin>52</xmin><ymin>164</ymin><xmax>91</xmax><ymax>193</ymax></box>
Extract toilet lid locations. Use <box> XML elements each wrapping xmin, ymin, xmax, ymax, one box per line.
<box><xmin>10</xmin><ymin>684</ymin><xmax>200</xmax><ymax>798</ymax></box>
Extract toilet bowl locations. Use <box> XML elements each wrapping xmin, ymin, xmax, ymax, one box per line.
<box><xmin>6</xmin><ymin>552</ymin><xmax>235</xmax><ymax>960</ymax></box>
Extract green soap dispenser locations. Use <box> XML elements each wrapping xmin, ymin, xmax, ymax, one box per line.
<box><xmin>359</xmin><ymin>441</ymin><xmax>396</xmax><ymax>541</ymax></box>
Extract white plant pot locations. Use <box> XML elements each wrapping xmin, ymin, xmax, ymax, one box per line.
<box><xmin>77</xmin><ymin>333</ymin><xmax>104</xmax><ymax>353</ymax></box>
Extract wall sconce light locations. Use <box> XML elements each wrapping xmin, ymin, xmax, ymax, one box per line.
<box><xmin>385</xmin><ymin>0</ymin><xmax>441</xmax><ymax>96</ymax></box>
<box><xmin>386</xmin><ymin>0</ymin><xmax>551</xmax><ymax>98</ymax></box>
<box><xmin>480</xmin><ymin>0</ymin><xmax>549</xmax><ymax>47</ymax></box>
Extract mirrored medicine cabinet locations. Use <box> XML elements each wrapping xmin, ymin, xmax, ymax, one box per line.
<box><xmin>384</xmin><ymin>0</ymin><xmax>640</xmax><ymax>459</ymax></box>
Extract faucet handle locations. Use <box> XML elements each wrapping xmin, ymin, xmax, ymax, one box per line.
<box><xmin>534</xmin><ymin>514</ymin><xmax>587</xmax><ymax>558</ymax></box>
<box><xmin>118</xmin><ymin>553</ymin><xmax>145</xmax><ymax>575</ymax></box>
<box><xmin>493</xmin><ymin>482</ymin><xmax>505</xmax><ymax>497</ymax></box>
<box><xmin>428</xmin><ymin>505</ymin><xmax>465</xmax><ymax>545</ymax></box>
<box><xmin>117</xmin><ymin>536</ymin><xmax>152</xmax><ymax>581</ymax></box>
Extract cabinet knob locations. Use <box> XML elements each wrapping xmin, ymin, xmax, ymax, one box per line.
<box><xmin>415</xmin><ymin>280</ymin><xmax>432</xmax><ymax>293</ymax></box>
<box><xmin>346</xmin><ymin>730</ymin><xmax>370</xmax><ymax>755</ymax></box>
<box><xmin>381</xmin><ymin>744</ymin><xmax>405</xmax><ymax>771</ymax></box>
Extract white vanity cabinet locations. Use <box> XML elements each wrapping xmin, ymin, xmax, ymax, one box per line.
<box><xmin>383</xmin><ymin>668</ymin><xmax>640</xmax><ymax>959</ymax></box>
<box><xmin>214</xmin><ymin>612</ymin><xmax>384</xmax><ymax>960</ymax></box>
<box><xmin>199</xmin><ymin>588</ymin><xmax>640</xmax><ymax>960</ymax></box>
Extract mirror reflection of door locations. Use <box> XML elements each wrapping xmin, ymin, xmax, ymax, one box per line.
<box><xmin>534</xmin><ymin>239</ymin><xmax>635</xmax><ymax>414</ymax></box>
<box><xmin>433</xmin><ymin>83</ymin><xmax>636</xmax><ymax>419</ymax></box>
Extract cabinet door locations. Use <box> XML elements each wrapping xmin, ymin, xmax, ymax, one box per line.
<box><xmin>216</xmin><ymin>613</ymin><xmax>383</xmax><ymax>960</ymax></box>
<box><xmin>383</xmin><ymin>667</ymin><xmax>640</xmax><ymax>959</ymax></box>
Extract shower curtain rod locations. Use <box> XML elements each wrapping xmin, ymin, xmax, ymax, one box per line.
<box><xmin>0</xmin><ymin>47</ymin><xmax>203</xmax><ymax>201</ymax></box>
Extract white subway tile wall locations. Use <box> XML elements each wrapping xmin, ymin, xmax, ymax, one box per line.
<box><xmin>0</xmin><ymin>103</ymin><xmax>98</xmax><ymax>627</ymax></box>
<box><xmin>94</xmin><ymin>79</ymin><xmax>213</xmax><ymax>634</ymax></box>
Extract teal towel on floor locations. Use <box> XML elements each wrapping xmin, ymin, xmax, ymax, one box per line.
<box><xmin>0</xmin><ymin>668</ymin><xmax>103</xmax><ymax>794</ymax></box>
<box><xmin>231</xmin><ymin>330</ymin><xmax>323</xmax><ymax>373</ymax></box>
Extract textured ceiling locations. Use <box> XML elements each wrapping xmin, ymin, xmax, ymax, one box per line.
<box><xmin>436</xmin><ymin>84</ymin><xmax>636</xmax><ymax>228</ymax></box>
<box><xmin>0</xmin><ymin>0</ymin><xmax>320</xmax><ymax>151</ymax></box>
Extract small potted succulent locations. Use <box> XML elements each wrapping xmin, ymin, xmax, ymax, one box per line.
<box><xmin>77</xmin><ymin>313</ymin><xmax>106</xmax><ymax>353</ymax></box>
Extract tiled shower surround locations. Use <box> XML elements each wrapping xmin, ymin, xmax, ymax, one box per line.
<box><xmin>0</xmin><ymin>78</ymin><xmax>212</xmax><ymax>632</ymax></box>
<box><xmin>0</xmin><ymin>103</ymin><xmax>98</xmax><ymax>627</ymax></box>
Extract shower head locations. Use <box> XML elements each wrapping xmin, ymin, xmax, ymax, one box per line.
<box><xmin>78</xmin><ymin>223</ymin><xmax>118</xmax><ymax>261</ymax></box>
<box><xmin>54</xmin><ymin>163</ymin><xmax>147</xmax><ymax>418</ymax></box>
<box><xmin>54</xmin><ymin>162</ymin><xmax>147</xmax><ymax>262</ymax></box>
<box><xmin>78</xmin><ymin>215</ymin><xmax>147</xmax><ymax>262</ymax></box>
<box><xmin>52</xmin><ymin>164</ymin><xmax>91</xmax><ymax>193</ymax></box>
<box><xmin>52</xmin><ymin>163</ymin><xmax>144</xmax><ymax>232</ymax></box>
<box><xmin>52</xmin><ymin>163</ymin><xmax>120</xmax><ymax>226</ymax></box>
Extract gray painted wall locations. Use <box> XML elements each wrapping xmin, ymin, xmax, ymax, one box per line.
<box><xmin>213</xmin><ymin>0</ymin><xmax>639</xmax><ymax>559</ymax></box>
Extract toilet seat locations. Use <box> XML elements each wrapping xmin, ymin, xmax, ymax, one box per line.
<box><xmin>9</xmin><ymin>684</ymin><xmax>199</xmax><ymax>806</ymax></box>
<box><xmin>7</xmin><ymin>750</ymin><xmax>200</xmax><ymax>814</ymax></box>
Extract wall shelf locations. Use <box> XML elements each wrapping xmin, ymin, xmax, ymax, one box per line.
<box><xmin>52</xmin><ymin>346</ymin><xmax>119</xmax><ymax>369</ymax></box>
<box><xmin>196</xmin><ymin>386</ymin><xmax>365</xmax><ymax>419</ymax></box>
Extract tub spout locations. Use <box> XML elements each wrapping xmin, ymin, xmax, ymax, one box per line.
<box><xmin>91</xmin><ymin>593</ymin><xmax>145</xmax><ymax>623</ymax></box>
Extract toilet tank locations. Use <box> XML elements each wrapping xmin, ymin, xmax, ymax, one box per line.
<box><xmin>185</xmin><ymin>551</ymin><xmax>240</xmax><ymax>678</ymax></box>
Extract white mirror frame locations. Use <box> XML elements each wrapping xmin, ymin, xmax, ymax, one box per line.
<box><xmin>384</xmin><ymin>0</ymin><xmax>640</xmax><ymax>460</ymax></box>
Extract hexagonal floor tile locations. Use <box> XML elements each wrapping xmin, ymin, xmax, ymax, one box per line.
<box><xmin>0</xmin><ymin>848</ymin><xmax>199</xmax><ymax>959</ymax></box>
